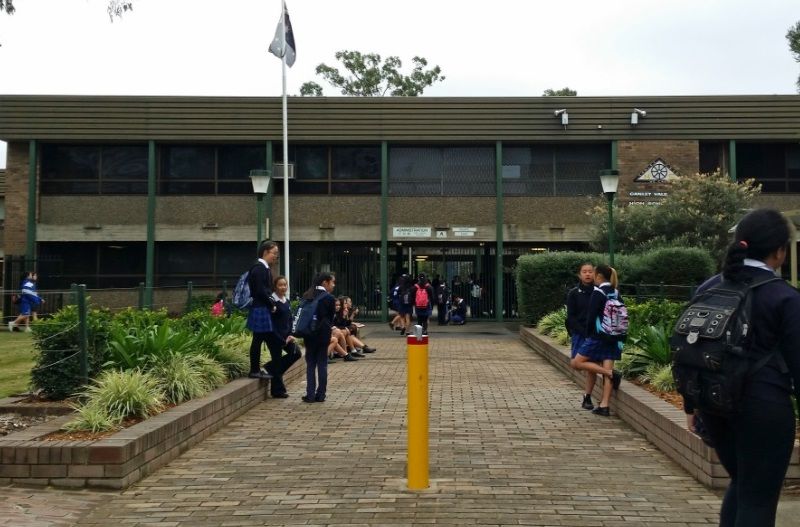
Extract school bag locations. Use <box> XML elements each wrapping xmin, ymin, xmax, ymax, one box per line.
<box><xmin>595</xmin><ymin>289</ymin><xmax>628</xmax><ymax>341</ymax></box>
<box><xmin>232</xmin><ymin>271</ymin><xmax>252</xmax><ymax>309</ymax></box>
<box><xmin>293</xmin><ymin>295</ymin><xmax>322</xmax><ymax>339</ymax></box>
<box><xmin>414</xmin><ymin>285</ymin><xmax>430</xmax><ymax>309</ymax></box>
<box><xmin>671</xmin><ymin>274</ymin><xmax>784</xmax><ymax>417</ymax></box>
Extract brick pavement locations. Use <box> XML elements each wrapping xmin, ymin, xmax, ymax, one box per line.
<box><xmin>2</xmin><ymin>324</ymin><xmax>797</xmax><ymax>526</ymax></box>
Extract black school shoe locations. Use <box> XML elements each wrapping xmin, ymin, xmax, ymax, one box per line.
<box><xmin>343</xmin><ymin>353</ymin><xmax>359</xmax><ymax>362</ymax></box>
<box><xmin>301</xmin><ymin>395</ymin><xmax>315</xmax><ymax>403</ymax></box>
<box><xmin>611</xmin><ymin>370</ymin><xmax>622</xmax><ymax>391</ymax></box>
<box><xmin>592</xmin><ymin>406</ymin><xmax>610</xmax><ymax>417</ymax></box>
<box><xmin>581</xmin><ymin>394</ymin><xmax>594</xmax><ymax>410</ymax></box>
<box><xmin>362</xmin><ymin>346</ymin><xmax>376</xmax><ymax>353</ymax></box>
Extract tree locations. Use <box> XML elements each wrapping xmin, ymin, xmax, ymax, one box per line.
<box><xmin>588</xmin><ymin>171</ymin><xmax>761</xmax><ymax>265</ymax></box>
<box><xmin>300</xmin><ymin>50</ymin><xmax>445</xmax><ymax>97</ymax></box>
<box><xmin>788</xmin><ymin>21</ymin><xmax>800</xmax><ymax>92</ymax></box>
<box><xmin>543</xmin><ymin>87</ymin><xmax>577</xmax><ymax>96</ymax></box>
<box><xmin>1</xmin><ymin>1</ymin><xmax>131</xmax><ymax>21</ymax></box>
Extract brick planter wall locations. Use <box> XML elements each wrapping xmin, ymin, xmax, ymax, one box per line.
<box><xmin>0</xmin><ymin>358</ymin><xmax>305</xmax><ymax>489</ymax></box>
<box><xmin>520</xmin><ymin>327</ymin><xmax>800</xmax><ymax>489</ymax></box>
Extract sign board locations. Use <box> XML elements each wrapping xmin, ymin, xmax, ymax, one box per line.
<box><xmin>393</xmin><ymin>226</ymin><xmax>432</xmax><ymax>238</ymax></box>
<box><xmin>635</xmin><ymin>158</ymin><xmax>680</xmax><ymax>182</ymax></box>
<box><xmin>452</xmin><ymin>227</ymin><xmax>476</xmax><ymax>237</ymax></box>
<box><xmin>435</xmin><ymin>230</ymin><xmax>448</xmax><ymax>239</ymax></box>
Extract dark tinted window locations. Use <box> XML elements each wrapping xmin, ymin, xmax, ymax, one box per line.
<box><xmin>41</xmin><ymin>144</ymin><xmax>147</xmax><ymax>195</ymax></box>
<box><xmin>332</xmin><ymin>146</ymin><xmax>380</xmax><ymax>180</ymax></box>
<box><xmin>41</xmin><ymin>145</ymin><xmax>99</xmax><ymax>180</ymax></box>
<box><xmin>157</xmin><ymin>242</ymin><xmax>214</xmax><ymax>275</ymax></box>
<box><xmin>102</xmin><ymin>146</ymin><xmax>148</xmax><ymax>180</ymax></box>
<box><xmin>502</xmin><ymin>144</ymin><xmax>608</xmax><ymax>196</ymax></box>
<box><xmin>738</xmin><ymin>142</ymin><xmax>798</xmax><ymax>193</ymax></box>
<box><xmin>162</xmin><ymin>146</ymin><xmax>214</xmax><ymax>180</ymax></box>
<box><xmin>389</xmin><ymin>146</ymin><xmax>494</xmax><ymax>196</ymax></box>
<box><xmin>218</xmin><ymin>145</ymin><xmax>266</xmax><ymax>181</ymax></box>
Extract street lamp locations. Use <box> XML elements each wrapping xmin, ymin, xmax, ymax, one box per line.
<box><xmin>599</xmin><ymin>169</ymin><xmax>620</xmax><ymax>266</ymax></box>
<box><xmin>250</xmin><ymin>169</ymin><xmax>272</xmax><ymax>245</ymax></box>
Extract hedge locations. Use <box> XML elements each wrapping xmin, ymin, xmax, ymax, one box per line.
<box><xmin>516</xmin><ymin>247</ymin><xmax>715</xmax><ymax>325</ymax></box>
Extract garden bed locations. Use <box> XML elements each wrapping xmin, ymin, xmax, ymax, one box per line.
<box><xmin>520</xmin><ymin>327</ymin><xmax>800</xmax><ymax>489</ymax></box>
<box><xmin>0</xmin><ymin>358</ymin><xmax>304</xmax><ymax>489</ymax></box>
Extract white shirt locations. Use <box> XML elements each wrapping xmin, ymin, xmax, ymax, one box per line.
<box><xmin>743</xmin><ymin>258</ymin><xmax>775</xmax><ymax>273</ymax></box>
<box><xmin>258</xmin><ymin>258</ymin><xmax>270</xmax><ymax>270</ymax></box>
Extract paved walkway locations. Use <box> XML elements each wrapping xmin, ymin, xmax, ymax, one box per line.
<box><xmin>2</xmin><ymin>323</ymin><xmax>798</xmax><ymax>526</ymax></box>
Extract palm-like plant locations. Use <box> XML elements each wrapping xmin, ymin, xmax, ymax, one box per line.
<box><xmin>625</xmin><ymin>324</ymin><xmax>672</xmax><ymax>377</ymax></box>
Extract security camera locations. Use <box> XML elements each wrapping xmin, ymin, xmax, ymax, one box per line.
<box><xmin>553</xmin><ymin>109</ymin><xmax>567</xmax><ymax>117</ymax></box>
<box><xmin>633</xmin><ymin>108</ymin><xmax>647</xmax><ymax>117</ymax></box>
<box><xmin>553</xmin><ymin>109</ymin><xmax>569</xmax><ymax>127</ymax></box>
<box><xmin>631</xmin><ymin>108</ymin><xmax>647</xmax><ymax>126</ymax></box>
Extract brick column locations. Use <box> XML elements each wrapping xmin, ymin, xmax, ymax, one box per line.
<box><xmin>4</xmin><ymin>142</ymin><xmax>33</xmax><ymax>256</ymax></box>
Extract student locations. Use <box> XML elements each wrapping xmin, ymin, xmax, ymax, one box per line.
<box><xmin>570</xmin><ymin>264</ymin><xmax>623</xmax><ymax>416</ymax></box>
<box><xmin>245</xmin><ymin>241</ymin><xmax>279</xmax><ymax>379</ymax></box>
<box><xmin>210</xmin><ymin>292</ymin><xmax>226</xmax><ymax>317</ymax></box>
<box><xmin>263</xmin><ymin>275</ymin><xmax>301</xmax><ymax>398</ymax></box>
<box><xmin>684</xmin><ymin>209</ymin><xmax>800</xmax><ymax>527</ymax></box>
<box><xmin>413</xmin><ymin>274</ymin><xmax>435</xmax><ymax>336</ymax></box>
<box><xmin>449</xmin><ymin>295</ymin><xmax>467</xmax><ymax>325</ymax></box>
<box><xmin>9</xmin><ymin>272</ymin><xmax>43</xmax><ymax>333</ymax></box>
<box><xmin>565</xmin><ymin>263</ymin><xmax>598</xmax><ymax>410</ymax></box>
<box><xmin>388</xmin><ymin>279</ymin><xmax>404</xmax><ymax>332</ymax></box>
<box><xmin>435</xmin><ymin>280</ymin><xmax>449</xmax><ymax>326</ymax></box>
<box><xmin>397</xmin><ymin>274</ymin><xmax>414</xmax><ymax>336</ymax></box>
<box><xmin>301</xmin><ymin>272</ymin><xmax>336</xmax><ymax>403</ymax></box>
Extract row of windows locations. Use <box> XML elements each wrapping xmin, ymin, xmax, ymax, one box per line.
<box><xmin>40</xmin><ymin>142</ymin><xmax>800</xmax><ymax>197</ymax></box>
<box><xmin>40</xmin><ymin>143</ymin><xmax>611</xmax><ymax>197</ymax></box>
<box><xmin>37</xmin><ymin>242</ymin><xmax>256</xmax><ymax>288</ymax></box>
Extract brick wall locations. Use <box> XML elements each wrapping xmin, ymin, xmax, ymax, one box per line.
<box><xmin>617</xmin><ymin>140</ymin><xmax>699</xmax><ymax>205</ymax></box>
<box><xmin>4</xmin><ymin>142</ymin><xmax>31</xmax><ymax>256</ymax></box>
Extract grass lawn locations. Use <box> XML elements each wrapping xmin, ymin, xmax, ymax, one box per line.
<box><xmin>0</xmin><ymin>332</ymin><xmax>36</xmax><ymax>398</ymax></box>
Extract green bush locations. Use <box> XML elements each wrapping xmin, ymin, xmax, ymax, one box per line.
<box><xmin>111</xmin><ymin>307</ymin><xmax>169</xmax><ymax>334</ymax></box>
<box><xmin>626</xmin><ymin>300</ymin><xmax>686</xmax><ymax>340</ymax></box>
<box><xmin>185</xmin><ymin>294</ymin><xmax>218</xmax><ymax>314</ymax></box>
<box><xmin>648</xmin><ymin>363</ymin><xmax>676</xmax><ymax>392</ymax></box>
<box><xmin>622</xmin><ymin>324</ymin><xmax>672</xmax><ymax>378</ymax></box>
<box><xmin>516</xmin><ymin>247</ymin><xmax>711</xmax><ymax>325</ymax></box>
<box><xmin>190</xmin><ymin>354</ymin><xmax>228</xmax><ymax>391</ymax></box>
<box><xmin>80</xmin><ymin>369</ymin><xmax>164</xmax><ymax>421</ymax></box>
<box><xmin>104</xmin><ymin>323</ymin><xmax>198</xmax><ymax>370</ymax></box>
<box><xmin>153</xmin><ymin>354</ymin><xmax>210</xmax><ymax>404</ymax></box>
<box><xmin>211</xmin><ymin>333</ymin><xmax>250</xmax><ymax>379</ymax></box>
<box><xmin>30</xmin><ymin>306</ymin><xmax>113</xmax><ymax>400</ymax></box>
<box><xmin>62</xmin><ymin>403</ymin><xmax>120</xmax><ymax>433</ymax></box>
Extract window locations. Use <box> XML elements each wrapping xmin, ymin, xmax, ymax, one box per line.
<box><xmin>738</xmin><ymin>142</ymin><xmax>800</xmax><ymax>193</ymax></box>
<box><xmin>156</xmin><ymin>242</ymin><xmax>254</xmax><ymax>286</ymax></box>
<box><xmin>37</xmin><ymin>242</ymin><xmax>146</xmax><ymax>288</ymax></box>
<box><xmin>159</xmin><ymin>144</ymin><xmax>266</xmax><ymax>195</ymax></box>
<box><xmin>388</xmin><ymin>146</ymin><xmax>494</xmax><ymax>196</ymax></box>
<box><xmin>501</xmin><ymin>144</ymin><xmax>609</xmax><ymax>196</ymax></box>
<box><xmin>41</xmin><ymin>145</ymin><xmax>147</xmax><ymax>195</ymax></box>
<box><xmin>699</xmin><ymin>142</ymin><xmax>726</xmax><ymax>175</ymax></box>
<box><xmin>273</xmin><ymin>145</ymin><xmax>381</xmax><ymax>195</ymax></box>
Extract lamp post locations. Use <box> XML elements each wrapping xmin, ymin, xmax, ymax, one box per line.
<box><xmin>250</xmin><ymin>170</ymin><xmax>272</xmax><ymax>244</ymax></box>
<box><xmin>599</xmin><ymin>169</ymin><xmax>620</xmax><ymax>266</ymax></box>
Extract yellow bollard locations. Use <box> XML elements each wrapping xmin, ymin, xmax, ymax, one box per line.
<box><xmin>407</xmin><ymin>325</ymin><xmax>429</xmax><ymax>490</ymax></box>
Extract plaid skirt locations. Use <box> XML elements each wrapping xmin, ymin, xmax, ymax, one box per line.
<box><xmin>246</xmin><ymin>306</ymin><xmax>274</xmax><ymax>333</ymax></box>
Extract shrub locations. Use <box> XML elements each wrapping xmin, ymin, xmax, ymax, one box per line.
<box><xmin>104</xmin><ymin>323</ymin><xmax>198</xmax><ymax>370</ymax></box>
<box><xmin>30</xmin><ymin>305</ymin><xmax>113</xmax><ymax>400</ymax></box>
<box><xmin>648</xmin><ymin>363</ymin><xmax>676</xmax><ymax>392</ymax></box>
<box><xmin>62</xmin><ymin>403</ymin><xmax>120</xmax><ymax>433</ymax></box>
<box><xmin>211</xmin><ymin>333</ymin><xmax>250</xmax><ymax>379</ymax></box>
<box><xmin>185</xmin><ymin>294</ymin><xmax>218</xmax><ymax>314</ymax></box>
<box><xmin>536</xmin><ymin>307</ymin><xmax>566</xmax><ymax>335</ymax></box>
<box><xmin>189</xmin><ymin>354</ymin><xmax>227</xmax><ymax>391</ymax></box>
<box><xmin>153</xmin><ymin>354</ymin><xmax>209</xmax><ymax>404</ymax></box>
<box><xmin>623</xmin><ymin>324</ymin><xmax>672</xmax><ymax>378</ymax></box>
<box><xmin>111</xmin><ymin>308</ymin><xmax>169</xmax><ymax>334</ymax></box>
<box><xmin>626</xmin><ymin>300</ymin><xmax>686</xmax><ymax>340</ymax></box>
<box><xmin>80</xmin><ymin>369</ymin><xmax>164</xmax><ymax>421</ymax></box>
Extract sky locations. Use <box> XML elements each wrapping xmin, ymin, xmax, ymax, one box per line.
<box><xmin>0</xmin><ymin>0</ymin><xmax>799</xmax><ymax>167</ymax></box>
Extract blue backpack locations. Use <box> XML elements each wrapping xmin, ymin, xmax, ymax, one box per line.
<box><xmin>293</xmin><ymin>295</ymin><xmax>322</xmax><ymax>339</ymax></box>
<box><xmin>232</xmin><ymin>271</ymin><xmax>252</xmax><ymax>309</ymax></box>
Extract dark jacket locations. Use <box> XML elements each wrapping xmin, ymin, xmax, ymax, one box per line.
<box><xmin>565</xmin><ymin>282</ymin><xmax>594</xmax><ymax>337</ymax></box>
<box><xmin>271</xmin><ymin>297</ymin><xmax>292</xmax><ymax>340</ymax></box>
<box><xmin>691</xmin><ymin>267</ymin><xmax>800</xmax><ymax>410</ymax></box>
<box><xmin>307</xmin><ymin>288</ymin><xmax>335</xmax><ymax>347</ymax></box>
<box><xmin>584</xmin><ymin>283</ymin><xmax>622</xmax><ymax>339</ymax></box>
<box><xmin>247</xmin><ymin>261</ymin><xmax>274</xmax><ymax>309</ymax></box>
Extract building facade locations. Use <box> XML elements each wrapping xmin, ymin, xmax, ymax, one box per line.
<box><xmin>1</xmin><ymin>95</ymin><xmax>798</xmax><ymax>318</ymax></box>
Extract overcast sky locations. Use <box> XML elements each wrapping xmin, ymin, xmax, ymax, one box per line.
<box><xmin>1</xmin><ymin>0</ymin><xmax>799</xmax><ymax>167</ymax></box>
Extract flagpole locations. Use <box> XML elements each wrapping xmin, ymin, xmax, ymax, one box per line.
<box><xmin>280</xmin><ymin>1</ymin><xmax>291</xmax><ymax>296</ymax></box>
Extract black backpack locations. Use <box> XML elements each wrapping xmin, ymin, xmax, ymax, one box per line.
<box><xmin>293</xmin><ymin>294</ymin><xmax>323</xmax><ymax>339</ymax></box>
<box><xmin>670</xmin><ymin>274</ymin><xmax>784</xmax><ymax>417</ymax></box>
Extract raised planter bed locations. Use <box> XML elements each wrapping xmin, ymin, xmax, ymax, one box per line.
<box><xmin>0</xmin><ymin>358</ymin><xmax>305</xmax><ymax>489</ymax></box>
<box><xmin>520</xmin><ymin>327</ymin><xmax>800</xmax><ymax>489</ymax></box>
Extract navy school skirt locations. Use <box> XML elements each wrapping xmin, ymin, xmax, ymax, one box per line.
<box><xmin>246</xmin><ymin>306</ymin><xmax>274</xmax><ymax>333</ymax></box>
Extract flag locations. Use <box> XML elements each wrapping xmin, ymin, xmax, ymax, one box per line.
<box><xmin>268</xmin><ymin>3</ymin><xmax>296</xmax><ymax>67</ymax></box>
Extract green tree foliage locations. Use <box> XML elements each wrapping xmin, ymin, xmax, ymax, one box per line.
<box><xmin>0</xmin><ymin>1</ymin><xmax>130</xmax><ymax>20</ymax></box>
<box><xmin>788</xmin><ymin>20</ymin><xmax>800</xmax><ymax>92</ymax></box>
<box><xmin>300</xmin><ymin>50</ymin><xmax>445</xmax><ymax>96</ymax></box>
<box><xmin>543</xmin><ymin>87</ymin><xmax>577</xmax><ymax>96</ymax></box>
<box><xmin>589</xmin><ymin>171</ymin><xmax>760</xmax><ymax>264</ymax></box>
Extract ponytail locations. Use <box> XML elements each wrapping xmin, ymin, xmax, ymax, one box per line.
<box><xmin>723</xmin><ymin>208</ymin><xmax>790</xmax><ymax>282</ymax></box>
<box><xmin>595</xmin><ymin>264</ymin><xmax>618</xmax><ymax>289</ymax></box>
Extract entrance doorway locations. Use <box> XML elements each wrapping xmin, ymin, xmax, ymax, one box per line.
<box><xmin>390</xmin><ymin>243</ymin><xmax>524</xmax><ymax>319</ymax></box>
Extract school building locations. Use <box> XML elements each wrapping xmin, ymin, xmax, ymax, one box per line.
<box><xmin>0</xmin><ymin>94</ymin><xmax>798</xmax><ymax>319</ymax></box>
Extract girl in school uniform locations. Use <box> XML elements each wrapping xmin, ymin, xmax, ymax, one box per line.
<box><xmin>570</xmin><ymin>264</ymin><xmax>623</xmax><ymax>416</ymax></box>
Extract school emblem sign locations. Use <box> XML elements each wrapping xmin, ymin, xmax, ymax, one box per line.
<box><xmin>634</xmin><ymin>158</ymin><xmax>680</xmax><ymax>182</ymax></box>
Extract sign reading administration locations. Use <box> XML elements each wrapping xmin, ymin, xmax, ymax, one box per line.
<box><xmin>393</xmin><ymin>227</ymin><xmax>432</xmax><ymax>238</ymax></box>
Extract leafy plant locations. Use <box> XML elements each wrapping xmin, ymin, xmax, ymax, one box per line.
<box><xmin>190</xmin><ymin>354</ymin><xmax>227</xmax><ymax>391</ymax></box>
<box><xmin>626</xmin><ymin>300</ymin><xmax>685</xmax><ymax>340</ymax></box>
<box><xmin>80</xmin><ymin>369</ymin><xmax>164</xmax><ymax>420</ymax></box>
<box><xmin>63</xmin><ymin>403</ymin><xmax>120</xmax><ymax>433</ymax></box>
<box><xmin>104</xmin><ymin>323</ymin><xmax>198</xmax><ymax>371</ymax></box>
<box><xmin>111</xmin><ymin>307</ymin><xmax>169</xmax><ymax>334</ymax></box>
<box><xmin>30</xmin><ymin>305</ymin><xmax>113</xmax><ymax>400</ymax></box>
<box><xmin>537</xmin><ymin>308</ymin><xmax>567</xmax><ymax>336</ymax></box>
<box><xmin>152</xmin><ymin>354</ymin><xmax>209</xmax><ymax>404</ymax></box>
<box><xmin>210</xmin><ymin>333</ymin><xmax>250</xmax><ymax>379</ymax></box>
<box><xmin>625</xmin><ymin>324</ymin><xmax>672</xmax><ymax>377</ymax></box>
<box><xmin>648</xmin><ymin>363</ymin><xmax>676</xmax><ymax>392</ymax></box>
